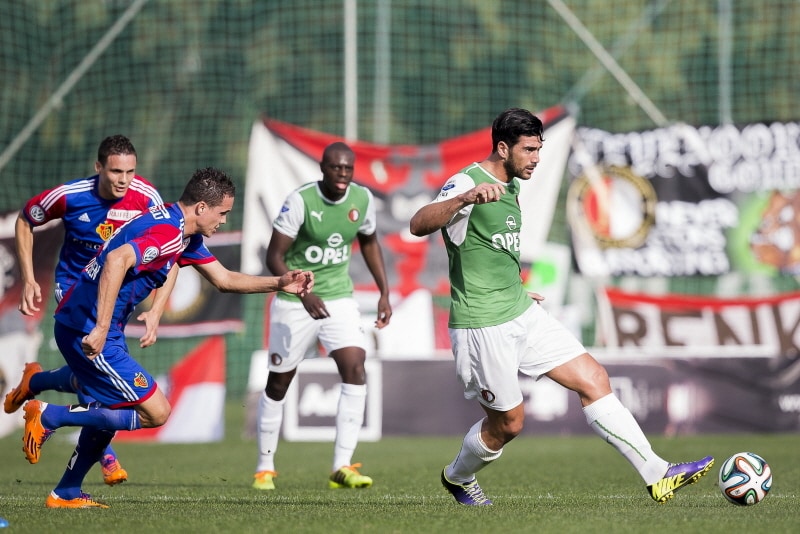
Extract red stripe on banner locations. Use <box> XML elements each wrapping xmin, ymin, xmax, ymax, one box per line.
<box><xmin>604</xmin><ymin>286</ymin><xmax>800</xmax><ymax>311</ymax></box>
<box><xmin>264</xmin><ymin>106</ymin><xmax>568</xmax><ymax>195</ymax></box>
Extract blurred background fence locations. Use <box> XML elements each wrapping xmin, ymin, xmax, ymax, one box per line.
<box><xmin>1</xmin><ymin>0</ymin><xmax>799</xmax><ymax>398</ymax></box>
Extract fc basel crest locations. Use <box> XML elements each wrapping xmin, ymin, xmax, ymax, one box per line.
<box><xmin>96</xmin><ymin>223</ymin><xmax>115</xmax><ymax>241</ymax></box>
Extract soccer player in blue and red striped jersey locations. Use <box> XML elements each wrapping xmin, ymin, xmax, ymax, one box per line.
<box><xmin>6</xmin><ymin>135</ymin><xmax>165</xmax><ymax>486</ymax></box>
<box><xmin>18</xmin><ymin>167</ymin><xmax>313</xmax><ymax>508</ymax></box>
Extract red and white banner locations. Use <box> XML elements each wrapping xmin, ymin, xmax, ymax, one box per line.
<box><xmin>597</xmin><ymin>286</ymin><xmax>800</xmax><ymax>356</ymax></box>
<box><xmin>243</xmin><ymin>109</ymin><xmax>575</xmax><ymax>356</ymax></box>
<box><xmin>117</xmin><ymin>336</ymin><xmax>226</xmax><ymax>442</ymax></box>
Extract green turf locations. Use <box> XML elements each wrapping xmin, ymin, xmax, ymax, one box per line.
<box><xmin>1</xmin><ymin>403</ymin><xmax>798</xmax><ymax>534</ymax></box>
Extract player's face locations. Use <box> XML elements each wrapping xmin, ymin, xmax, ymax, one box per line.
<box><xmin>502</xmin><ymin>135</ymin><xmax>542</xmax><ymax>181</ymax></box>
<box><xmin>197</xmin><ymin>195</ymin><xmax>234</xmax><ymax>237</ymax></box>
<box><xmin>319</xmin><ymin>150</ymin><xmax>355</xmax><ymax>201</ymax></box>
<box><xmin>96</xmin><ymin>153</ymin><xmax>137</xmax><ymax>200</ymax></box>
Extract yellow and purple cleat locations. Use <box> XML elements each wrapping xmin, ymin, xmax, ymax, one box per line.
<box><xmin>648</xmin><ymin>456</ymin><xmax>715</xmax><ymax>503</ymax></box>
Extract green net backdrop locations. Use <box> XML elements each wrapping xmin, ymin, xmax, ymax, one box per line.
<box><xmin>2</xmin><ymin>0</ymin><xmax>798</xmax><ymax>396</ymax></box>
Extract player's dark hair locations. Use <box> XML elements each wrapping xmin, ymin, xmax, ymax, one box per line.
<box><xmin>491</xmin><ymin>108</ymin><xmax>544</xmax><ymax>151</ymax></box>
<box><xmin>97</xmin><ymin>135</ymin><xmax>137</xmax><ymax>165</ymax></box>
<box><xmin>179</xmin><ymin>167</ymin><xmax>236</xmax><ymax>207</ymax></box>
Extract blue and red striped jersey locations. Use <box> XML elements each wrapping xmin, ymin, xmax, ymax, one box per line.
<box><xmin>55</xmin><ymin>203</ymin><xmax>215</xmax><ymax>334</ymax></box>
<box><xmin>21</xmin><ymin>174</ymin><xmax>163</xmax><ymax>292</ymax></box>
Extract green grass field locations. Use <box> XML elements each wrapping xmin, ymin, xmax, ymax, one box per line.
<box><xmin>1</xmin><ymin>403</ymin><xmax>798</xmax><ymax>534</ymax></box>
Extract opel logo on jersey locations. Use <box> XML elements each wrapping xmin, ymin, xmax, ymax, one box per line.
<box><xmin>29</xmin><ymin>205</ymin><xmax>45</xmax><ymax>223</ymax></box>
<box><xmin>505</xmin><ymin>215</ymin><xmax>518</xmax><ymax>230</ymax></box>
<box><xmin>142</xmin><ymin>246</ymin><xmax>159</xmax><ymax>263</ymax></box>
<box><xmin>327</xmin><ymin>233</ymin><xmax>344</xmax><ymax>247</ymax></box>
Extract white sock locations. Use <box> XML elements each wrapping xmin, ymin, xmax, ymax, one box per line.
<box><xmin>255</xmin><ymin>391</ymin><xmax>285</xmax><ymax>473</ymax></box>
<box><xmin>446</xmin><ymin>418</ymin><xmax>503</xmax><ymax>483</ymax></box>
<box><xmin>332</xmin><ymin>383</ymin><xmax>366</xmax><ymax>471</ymax></box>
<box><xmin>583</xmin><ymin>393</ymin><xmax>669</xmax><ymax>484</ymax></box>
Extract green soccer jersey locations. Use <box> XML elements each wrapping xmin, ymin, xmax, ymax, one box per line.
<box><xmin>272</xmin><ymin>181</ymin><xmax>375</xmax><ymax>302</ymax></box>
<box><xmin>439</xmin><ymin>163</ymin><xmax>532</xmax><ymax>328</ymax></box>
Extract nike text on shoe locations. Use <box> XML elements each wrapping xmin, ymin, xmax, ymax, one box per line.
<box><xmin>441</xmin><ymin>468</ymin><xmax>493</xmax><ymax>506</ymax></box>
<box><xmin>253</xmin><ymin>470</ymin><xmax>277</xmax><ymax>490</ymax></box>
<box><xmin>101</xmin><ymin>454</ymin><xmax>129</xmax><ymax>486</ymax></box>
<box><xmin>4</xmin><ymin>362</ymin><xmax>43</xmax><ymax>413</ymax></box>
<box><xmin>328</xmin><ymin>463</ymin><xmax>373</xmax><ymax>489</ymax></box>
<box><xmin>45</xmin><ymin>491</ymin><xmax>109</xmax><ymax>509</ymax></box>
<box><xmin>22</xmin><ymin>400</ymin><xmax>54</xmax><ymax>464</ymax></box>
<box><xmin>648</xmin><ymin>455</ymin><xmax>715</xmax><ymax>503</ymax></box>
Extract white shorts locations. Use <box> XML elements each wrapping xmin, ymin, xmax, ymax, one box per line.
<box><xmin>449</xmin><ymin>303</ymin><xmax>586</xmax><ymax>411</ymax></box>
<box><xmin>268</xmin><ymin>296</ymin><xmax>366</xmax><ymax>372</ymax></box>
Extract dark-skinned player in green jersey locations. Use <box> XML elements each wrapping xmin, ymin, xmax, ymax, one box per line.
<box><xmin>253</xmin><ymin>142</ymin><xmax>392</xmax><ymax>490</ymax></box>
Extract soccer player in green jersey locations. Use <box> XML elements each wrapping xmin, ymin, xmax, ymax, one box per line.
<box><xmin>410</xmin><ymin>108</ymin><xmax>713</xmax><ymax>506</ymax></box>
<box><xmin>253</xmin><ymin>142</ymin><xmax>392</xmax><ymax>490</ymax></box>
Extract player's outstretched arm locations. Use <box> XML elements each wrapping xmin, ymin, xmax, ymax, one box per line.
<box><xmin>193</xmin><ymin>259</ymin><xmax>313</xmax><ymax>296</ymax></box>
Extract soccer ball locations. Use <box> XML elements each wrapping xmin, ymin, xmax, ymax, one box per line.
<box><xmin>718</xmin><ymin>452</ymin><xmax>772</xmax><ymax>506</ymax></box>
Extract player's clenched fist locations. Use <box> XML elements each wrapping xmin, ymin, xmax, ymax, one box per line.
<box><xmin>462</xmin><ymin>182</ymin><xmax>506</xmax><ymax>205</ymax></box>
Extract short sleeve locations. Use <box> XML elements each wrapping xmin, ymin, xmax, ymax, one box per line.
<box><xmin>272</xmin><ymin>190</ymin><xmax>305</xmax><ymax>239</ymax></box>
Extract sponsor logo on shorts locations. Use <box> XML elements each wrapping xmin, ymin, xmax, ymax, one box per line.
<box><xmin>270</xmin><ymin>353</ymin><xmax>283</xmax><ymax>366</ymax></box>
<box><xmin>133</xmin><ymin>372</ymin><xmax>149</xmax><ymax>388</ymax></box>
<box><xmin>28</xmin><ymin>205</ymin><xmax>46</xmax><ymax>222</ymax></box>
<box><xmin>481</xmin><ymin>389</ymin><xmax>496</xmax><ymax>403</ymax></box>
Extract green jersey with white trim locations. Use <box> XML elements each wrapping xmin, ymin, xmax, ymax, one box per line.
<box><xmin>438</xmin><ymin>163</ymin><xmax>532</xmax><ymax>328</ymax></box>
<box><xmin>272</xmin><ymin>181</ymin><xmax>375</xmax><ymax>302</ymax></box>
